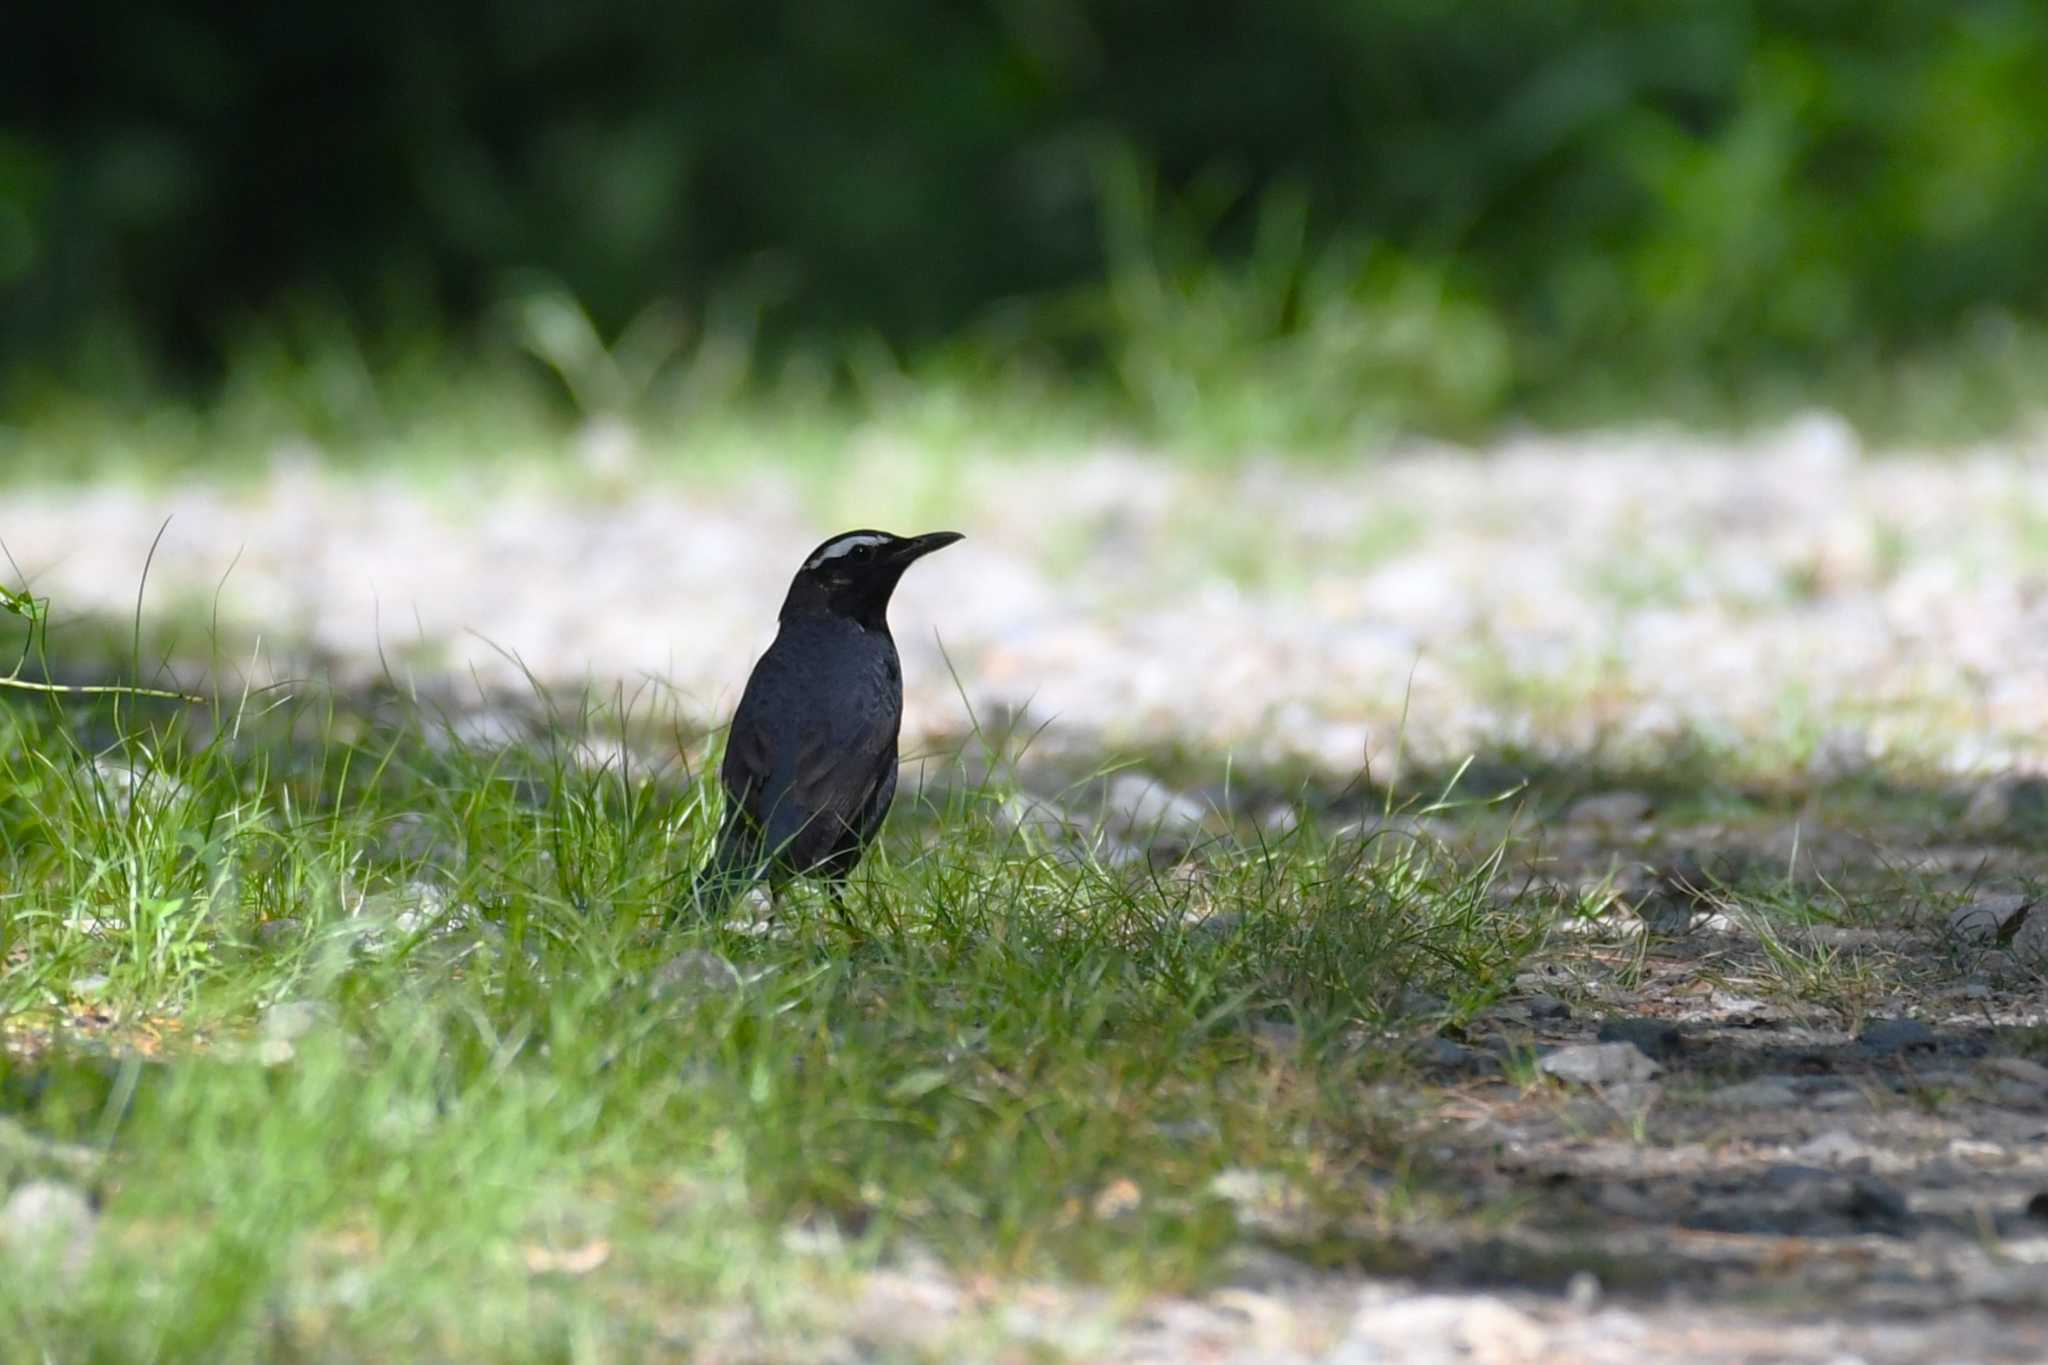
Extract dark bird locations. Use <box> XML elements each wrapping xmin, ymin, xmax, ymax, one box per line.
<box><xmin>689</xmin><ymin>528</ymin><xmax>963</xmax><ymax>913</ymax></box>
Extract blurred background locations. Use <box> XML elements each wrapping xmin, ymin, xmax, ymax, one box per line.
<box><xmin>4</xmin><ymin>1</ymin><xmax>2048</xmax><ymax>780</ymax></box>
<box><xmin>6</xmin><ymin>0</ymin><xmax>2048</xmax><ymax>459</ymax></box>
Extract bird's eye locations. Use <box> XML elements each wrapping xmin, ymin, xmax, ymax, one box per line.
<box><xmin>850</xmin><ymin>544</ymin><xmax>873</xmax><ymax>560</ymax></box>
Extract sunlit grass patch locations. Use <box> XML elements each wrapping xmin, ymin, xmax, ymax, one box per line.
<box><xmin>0</xmin><ymin>673</ymin><xmax>1551</xmax><ymax>1357</ymax></box>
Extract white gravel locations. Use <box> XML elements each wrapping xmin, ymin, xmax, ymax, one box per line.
<box><xmin>8</xmin><ymin>416</ymin><xmax>2048</xmax><ymax>781</ymax></box>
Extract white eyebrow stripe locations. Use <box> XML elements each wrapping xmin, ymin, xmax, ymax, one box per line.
<box><xmin>805</xmin><ymin>534</ymin><xmax>890</xmax><ymax>570</ymax></box>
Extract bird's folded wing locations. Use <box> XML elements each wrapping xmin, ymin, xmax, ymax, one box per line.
<box><xmin>788</xmin><ymin>720</ymin><xmax>894</xmax><ymax>829</ymax></box>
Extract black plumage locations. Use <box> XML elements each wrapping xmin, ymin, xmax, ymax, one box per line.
<box><xmin>689</xmin><ymin>528</ymin><xmax>962</xmax><ymax>911</ymax></box>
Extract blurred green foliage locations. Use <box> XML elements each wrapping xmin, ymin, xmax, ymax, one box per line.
<box><xmin>4</xmin><ymin>1</ymin><xmax>2046</xmax><ymax>445</ymax></box>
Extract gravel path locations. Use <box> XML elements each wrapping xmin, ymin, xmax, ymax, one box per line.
<box><xmin>9</xmin><ymin>417</ymin><xmax>2048</xmax><ymax>784</ymax></box>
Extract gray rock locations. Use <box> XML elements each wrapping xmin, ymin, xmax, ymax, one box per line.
<box><xmin>1949</xmin><ymin>895</ymin><xmax>2034</xmax><ymax>945</ymax></box>
<box><xmin>995</xmin><ymin>794</ymin><xmax>1086</xmax><ymax>843</ymax></box>
<box><xmin>1857</xmin><ymin>1016</ymin><xmax>1935</xmax><ymax>1052</ymax></box>
<box><xmin>1398</xmin><ymin>987</ymin><xmax>1448</xmax><ymax>1016</ymax></box>
<box><xmin>1792</xmin><ymin>1129</ymin><xmax>1876</xmax><ymax>1169</ymax></box>
<box><xmin>1333</xmin><ymin>1293</ymin><xmax>1547</xmax><ymax>1365</ymax></box>
<box><xmin>1983</xmin><ymin>1056</ymin><xmax>2048</xmax><ymax>1087</ymax></box>
<box><xmin>1708</xmin><ymin>1078</ymin><xmax>1801</xmax><ymax>1110</ymax></box>
<box><xmin>0</xmin><ymin>1180</ymin><xmax>96</xmax><ymax>1283</ymax></box>
<box><xmin>1633</xmin><ymin>895</ymin><xmax>1701</xmax><ymax>935</ymax></box>
<box><xmin>1187</xmin><ymin>910</ymin><xmax>1247</xmax><ymax>943</ymax></box>
<box><xmin>86</xmin><ymin>758</ymin><xmax>195</xmax><ymax>817</ymax></box>
<box><xmin>1539</xmin><ymin>1042</ymin><xmax>1662</xmax><ymax>1087</ymax></box>
<box><xmin>445</xmin><ymin>708</ymin><xmax>531</xmax><ymax>751</ymax></box>
<box><xmin>1099</xmin><ymin>774</ymin><xmax>1209</xmax><ymax>842</ymax></box>
<box><xmin>377</xmin><ymin>811</ymin><xmax>466</xmax><ymax>872</ymax></box>
<box><xmin>1206</xmin><ymin>1168</ymin><xmax>1320</xmax><ymax>1240</ymax></box>
<box><xmin>1415</xmin><ymin>1039</ymin><xmax>1498</xmax><ymax>1075</ymax></box>
<box><xmin>1525</xmin><ymin>993</ymin><xmax>1572</xmax><ymax>1022</ymax></box>
<box><xmin>262</xmin><ymin>999</ymin><xmax>334</xmax><ymax>1043</ymax></box>
<box><xmin>1565</xmin><ymin>791</ymin><xmax>1654</xmax><ymax>828</ymax></box>
<box><xmin>1960</xmin><ymin>776</ymin><xmax>2048</xmax><ymax>833</ymax></box>
<box><xmin>1845</xmin><ymin>1175</ymin><xmax>1911</xmax><ymax>1225</ymax></box>
<box><xmin>650</xmin><ymin>950</ymin><xmax>743</xmax><ymax>1002</ymax></box>
<box><xmin>252</xmin><ymin>918</ymin><xmax>305</xmax><ymax>948</ymax></box>
<box><xmin>1597</xmin><ymin>1017</ymin><xmax>1684</xmax><ymax>1060</ymax></box>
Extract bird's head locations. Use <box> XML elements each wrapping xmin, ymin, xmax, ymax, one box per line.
<box><xmin>781</xmin><ymin>529</ymin><xmax>964</xmax><ymax>630</ymax></box>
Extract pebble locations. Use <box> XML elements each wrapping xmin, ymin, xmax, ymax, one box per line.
<box><xmin>85</xmin><ymin>758</ymin><xmax>194</xmax><ymax>816</ymax></box>
<box><xmin>1333</xmin><ymin>1293</ymin><xmax>1547</xmax><ymax>1365</ymax></box>
<box><xmin>649</xmin><ymin>950</ymin><xmax>744</xmax><ymax>1002</ymax></box>
<box><xmin>252</xmin><ymin>918</ymin><xmax>305</xmax><ymax>948</ymax></box>
<box><xmin>1206</xmin><ymin>1169</ymin><xmax>1320</xmax><ymax>1240</ymax></box>
<box><xmin>1792</xmin><ymin>1130</ymin><xmax>1877</xmax><ymax>1170</ymax></box>
<box><xmin>0</xmin><ymin>1180</ymin><xmax>96</xmax><ymax>1283</ymax></box>
<box><xmin>1960</xmin><ymin>777</ymin><xmax>2048</xmax><ymax>833</ymax></box>
<box><xmin>1708</xmin><ymin>1078</ymin><xmax>1801</xmax><ymax>1110</ymax></box>
<box><xmin>1525</xmin><ymin>993</ymin><xmax>1572</xmax><ymax>1022</ymax></box>
<box><xmin>1948</xmin><ymin>895</ymin><xmax>2034</xmax><ymax>944</ymax></box>
<box><xmin>262</xmin><ymin>999</ymin><xmax>334</xmax><ymax>1043</ymax></box>
<box><xmin>1596</xmin><ymin>1017</ymin><xmax>1684</xmax><ymax>1060</ymax></box>
<box><xmin>1982</xmin><ymin>1056</ymin><xmax>2048</xmax><ymax>1087</ymax></box>
<box><xmin>1844</xmin><ymin>1175</ymin><xmax>1911</xmax><ymax>1225</ymax></box>
<box><xmin>1097</xmin><ymin>774</ymin><xmax>1208</xmax><ymax>842</ymax></box>
<box><xmin>1415</xmin><ymin>1039</ymin><xmax>1497</xmax><ymax>1075</ymax></box>
<box><xmin>1856</xmin><ymin>1017</ymin><xmax>1935</xmax><ymax>1052</ymax></box>
<box><xmin>1565</xmin><ymin>792</ymin><xmax>1655</xmax><ymax>828</ymax></box>
<box><xmin>1539</xmin><ymin>1042</ymin><xmax>1662</xmax><ymax>1087</ymax></box>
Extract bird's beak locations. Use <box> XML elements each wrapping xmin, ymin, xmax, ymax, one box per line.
<box><xmin>893</xmin><ymin>531</ymin><xmax>965</xmax><ymax>563</ymax></box>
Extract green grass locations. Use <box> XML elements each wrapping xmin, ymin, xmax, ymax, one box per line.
<box><xmin>6</xmin><ymin>256</ymin><xmax>2048</xmax><ymax>498</ymax></box>
<box><xmin>0</xmin><ymin>675</ymin><xmax>1549</xmax><ymax>1360</ymax></box>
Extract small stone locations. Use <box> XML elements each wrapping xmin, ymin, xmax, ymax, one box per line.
<box><xmin>70</xmin><ymin>975</ymin><xmax>109</xmax><ymax>997</ymax></box>
<box><xmin>1099</xmin><ymin>774</ymin><xmax>1208</xmax><ymax>843</ymax></box>
<box><xmin>1792</xmin><ymin>1130</ymin><xmax>1875</xmax><ymax>1169</ymax></box>
<box><xmin>1960</xmin><ymin>777</ymin><xmax>2048</xmax><ymax>833</ymax></box>
<box><xmin>86</xmin><ymin>759</ymin><xmax>194</xmax><ymax>817</ymax></box>
<box><xmin>1597</xmin><ymin>1017</ymin><xmax>1684</xmax><ymax>1060</ymax></box>
<box><xmin>2027</xmin><ymin>1192</ymin><xmax>2048</xmax><ymax>1222</ymax></box>
<box><xmin>1946</xmin><ymin>1139</ymin><xmax>2011</xmax><ymax>1167</ymax></box>
<box><xmin>262</xmin><ymin>999</ymin><xmax>333</xmax><ymax>1043</ymax></box>
<box><xmin>253</xmin><ymin>919</ymin><xmax>305</xmax><ymax>948</ymax></box>
<box><xmin>1525</xmin><ymin>993</ymin><xmax>1571</xmax><ymax>1022</ymax></box>
<box><xmin>1948</xmin><ymin>895</ymin><xmax>2034</xmax><ymax>945</ymax></box>
<box><xmin>1845</xmin><ymin>1175</ymin><xmax>1910</xmax><ymax>1225</ymax></box>
<box><xmin>1634</xmin><ymin>896</ymin><xmax>1700</xmax><ymax>935</ymax></box>
<box><xmin>1566</xmin><ymin>792</ymin><xmax>1654</xmax><ymax>828</ymax></box>
<box><xmin>1416</xmin><ymin>1039</ymin><xmax>1497</xmax><ymax>1075</ymax></box>
<box><xmin>1398</xmin><ymin>987</ymin><xmax>1448</xmax><ymax>1016</ymax></box>
<box><xmin>649</xmin><ymin>950</ymin><xmax>743</xmax><ymax>1001</ymax></box>
<box><xmin>995</xmin><ymin>795</ymin><xmax>1085</xmax><ymax>843</ymax></box>
<box><xmin>1708</xmin><ymin>1078</ymin><xmax>1800</xmax><ymax>1110</ymax></box>
<box><xmin>1857</xmin><ymin>1017</ymin><xmax>1935</xmax><ymax>1052</ymax></box>
<box><xmin>1983</xmin><ymin>1056</ymin><xmax>2048</xmax><ymax>1087</ymax></box>
<box><xmin>0</xmin><ymin>1181</ymin><xmax>96</xmax><ymax>1283</ymax></box>
<box><xmin>1539</xmin><ymin>1043</ymin><xmax>1662</xmax><ymax>1088</ymax></box>
<box><xmin>1206</xmin><ymin>1168</ymin><xmax>1320</xmax><ymax>1239</ymax></box>
<box><xmin>1187</xmin><ymin>910</ymin><xmax>1247</xmax><ymax>942</ymax></box>
<box><xmin>1336</xmin><ymin>1294</ymin><xmax>1546</xmax><ymax>1364</ymax></box>
<box><xmin>446</xmin><ymin>708</ymin><xmax>531</xmax><ymax>751</ymax></box>
<box><xmin>1762</xmin><ymin>1163</ymin><xmax>1835</xmax><ymax>1189</ymax></box>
